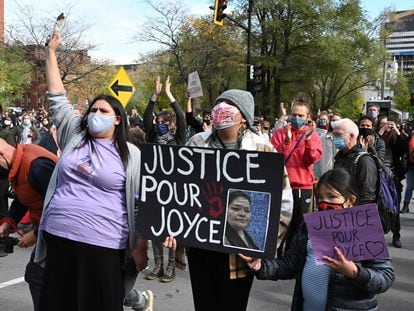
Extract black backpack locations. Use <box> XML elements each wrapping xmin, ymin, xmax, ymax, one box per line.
<box><xmin>352</xmin><ymin>152</ymin><xmax>399</xmax><ymax>234</ymax></box>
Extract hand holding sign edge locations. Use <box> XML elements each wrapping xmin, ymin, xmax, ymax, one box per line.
<box><xmin>322</xmin><ymin>246</ymin><xmax>359</xmax><ymax>279</ymax></box>
<box><xmin>163</xmin><ymin>236</ymin><xmax>177</xmax><ymax>250</ymax></box>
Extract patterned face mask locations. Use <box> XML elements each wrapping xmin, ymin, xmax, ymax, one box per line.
<box><xmin>211</xmin><ymin>102</ymin><xmax>240</xmax><ymax>130</ymax></box>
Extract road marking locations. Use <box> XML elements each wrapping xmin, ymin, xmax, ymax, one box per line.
<box><xmin>0</xmin><ymin>277</ymin><xmax>25</xmax><ymax>289</ymax></box>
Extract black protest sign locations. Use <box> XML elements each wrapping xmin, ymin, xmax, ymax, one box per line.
<box><xmin>136</xmin><ymin>144</ymin><xmax>285</xmax><ymax>258</ymax></box>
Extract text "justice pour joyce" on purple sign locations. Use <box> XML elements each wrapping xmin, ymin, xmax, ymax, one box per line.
<box><xmin>303</xmin><ymin>204</ymin><xmax>390</xmax><ymax>265</ymax></box>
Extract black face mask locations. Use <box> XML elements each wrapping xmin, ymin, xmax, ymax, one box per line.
<box><xmin>203</xmin><ymin>119</ymin><xmax>211</xmax><ymax>125</ymax></box>
<box><xmin>359</xmin><ymin>127</ymin><xmax>375</xmax><ymax>138</ymax></box>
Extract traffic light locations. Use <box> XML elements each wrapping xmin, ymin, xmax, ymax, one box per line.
<box><xmin>253</xmin><ymin>64</ymin><xmax>262</xmax><ymax>92</ymax></box>
<box><xmin>213</xmin><ymin>0</ymin><xmax>227</xmax><ymax>26</ymax></box>
<box><xmin>249</xmin><ymin>65</ymin><xmax>254</xmax><ymax>80</ymax></box>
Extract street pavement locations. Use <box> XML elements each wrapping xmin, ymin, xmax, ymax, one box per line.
<box><xmin>1</xmin><ymin>209</ymin><xmax>413</xmax><ymax>310</ymax></box>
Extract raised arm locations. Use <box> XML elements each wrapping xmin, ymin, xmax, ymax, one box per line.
<box><xmin>44</xmin><ymin>32</ymin><xmax>81</xmax><ymax>149</ymax></box>
<box><xmin>186</xmin><ymin>94</ymin><xmax>203</xmax><ymax>134</ymax></box>
<box><xmin>143</xmin><ymin>77</ymin><xmax>162</xmax><ymax>141</ymax></box>
<box><xmin>46</xmin><ymin>33</ymin><xmax>65</xmax><ymax>93</ymax></box>
<box><xmin>165</xmin><ymin>76</ymin><xmax>187</xmax><ymax>145</ymax></box>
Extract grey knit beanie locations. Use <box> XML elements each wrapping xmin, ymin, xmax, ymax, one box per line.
<box><xmin>215</xmin><ymin>89</ymin><xmax>255</xmax><ymax>131</ymax></box>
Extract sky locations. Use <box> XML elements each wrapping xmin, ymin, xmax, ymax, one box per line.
<box><xmin>4</xmin><ymin>0</ymin><xmax>414</xmax><ymax>65</ymax></box>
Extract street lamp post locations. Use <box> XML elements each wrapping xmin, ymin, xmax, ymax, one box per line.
<box><xmin>246</xmin><ymin>0</ymin><xmax>253</xmax><ymax>93</ymax></box>
<box><xmin>211</xmin><ymin>0</ymin><xmax>254</xmax><ymax>93</ymax></box>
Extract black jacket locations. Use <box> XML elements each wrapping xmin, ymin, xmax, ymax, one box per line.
<box><xmin>334</xmin><ymin>146</ymin><xmax>378</xmax><ymax>204</ymax></box>
<box><xmin>256</xmin><ymin>225</ymin><xmax>395</xmax><ymax>311</ymax></box>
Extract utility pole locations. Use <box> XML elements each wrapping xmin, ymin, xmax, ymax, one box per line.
<box><xmin>210</xmin><ymin>0</ymin><xmax>254</xmax><ymax>93</ymax></box>
<box><xmin>246</xmin><ymin>0</ymin><xmax>253</xmax><ymax>93</ymax></box>
<box><xmin>381</xmin><ymin>60</ymin><xmax>386</xmax><ymax>100</ymax></box>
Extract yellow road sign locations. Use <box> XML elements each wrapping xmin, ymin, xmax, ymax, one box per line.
<box><xmin>107</xmin><ymin>66</ymin><xmax>135</xmax><ymax>107</ymax></box>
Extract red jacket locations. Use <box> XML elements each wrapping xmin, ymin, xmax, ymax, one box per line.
<box><xmin>271</xmin><ymin>125</ymin><xmax>322</xmax><ymax>189</ymax></box>
<box><xmin>409</xmin><ymin>136</ymin><xmax>414</xmax><ymax>163</ymax></box>
<box><xmin>8</xmin><ymin>144</ymin><xmax>58</xmax><ymax>225</ymax></box>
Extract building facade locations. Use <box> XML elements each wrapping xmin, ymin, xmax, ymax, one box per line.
<box><xmin>386</xmin><ymin>10</ymin><xmax>414</xmax><ymax>75</ymax></box>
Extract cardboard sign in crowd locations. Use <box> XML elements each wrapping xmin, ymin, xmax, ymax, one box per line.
<box><xmin>304</xmin><ymin>203</ymin><xmax>390</xmax><ymax>265</ymax></box>
<box><xmin>136</xmin><ymin>144</ymin><xmax>285</xmax><ymax>258</ymax></box>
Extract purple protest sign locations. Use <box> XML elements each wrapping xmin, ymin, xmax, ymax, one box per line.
<box><xmin>303</xmin><ymin>203</ymin><xmax>390</xmax><ymax>265</ymax></box>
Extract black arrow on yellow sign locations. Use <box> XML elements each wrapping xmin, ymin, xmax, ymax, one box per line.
<box><xmin>110</xmin><ymin>80</ymin><xmax>133</xmax><ymax>96</ymax></box>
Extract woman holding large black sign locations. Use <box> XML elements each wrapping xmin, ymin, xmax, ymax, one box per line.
<box><xmin>240</xmin><ymin>168</ymin><xmax>395</xmax><ymax>311</ymax></box>
<box><xmin>164</xmin><ymin>89</ymin><xmax>293</xmax><ymax>311</ymax></box>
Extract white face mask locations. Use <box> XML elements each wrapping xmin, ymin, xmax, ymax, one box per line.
<box><xmin>4</xmin><ymin>120</ymin><xmax>11</xmax><ymax>126</ymax></box>
<box><xmin>87</xmin><ymin>113</ymin><xmax>115</xmax><ymax>135</ymax></box>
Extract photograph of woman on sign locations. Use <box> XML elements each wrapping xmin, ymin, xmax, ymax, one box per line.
<box><xmin>224</xmin><ymin>190</ymin><xmax>270</xmax><ymax>251</ymax></box>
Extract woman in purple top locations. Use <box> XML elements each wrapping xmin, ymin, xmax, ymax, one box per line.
<box><xmin>36</xmin><ymin>32</ymin><xmax>150</xmax><ymax>311</ymax></box>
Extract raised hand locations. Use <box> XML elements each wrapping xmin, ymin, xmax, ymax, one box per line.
<box><xmin>305</xmin><ymin>120</ymin><xmax>316</xmax><ymax>139</ymax></box>
<box><xmin>366</xmin><ymin>134</ymin><xmax>375</xmax><ymax>148</ymax></box>
<box><xmin>280</xmin><ymin>102</ymin><xmax>287</xmax><ymax>117</ymax></box>
<box><xmin>322</xmin><ymin>246</ymin><xmax>359</xmax><ymax>279</ymax></box>
<box><xmin>46</xmin><ymin>32</ymin><xmax>61</xmax><ymax>52</ymax></box>
<box><xmin>285</xmin><ymin>123</ymin><xmax>292</xmax><ymax>141</ymax></box>
<box><xmin>164</xmin><ymin>76</ymin><xmax>175</xmax><ymax>103</ymax></box>
<box><xmin>155</xmin><ymin>76</ymin><xmax>162</xmax><ymax>96</ymax></box>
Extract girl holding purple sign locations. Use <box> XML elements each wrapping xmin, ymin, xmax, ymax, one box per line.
<box><xmin>240</xmin><ymin>168</ymin><xmax>395</xmax><ymax>311</ymax></box>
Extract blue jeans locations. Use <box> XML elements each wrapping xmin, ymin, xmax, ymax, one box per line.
<box><xmin>404</xmin><ymin>166</ymin><xmax>414</xmax><ymax>202</ymax></box>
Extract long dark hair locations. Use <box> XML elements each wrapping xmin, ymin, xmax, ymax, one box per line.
<box><xmin>316</xmin><ymin>168</ymin><xmax>359</xmax><ymax>204</ymax></box>
<box><xmin>80</xmin><ymin>95</ymin><xmax>130</xmax><ymax>168</ymax></box>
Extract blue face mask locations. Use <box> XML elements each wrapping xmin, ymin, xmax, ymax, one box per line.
<box><xmin>87</xmin><ymin>113</ymin><xmax>115</xmax><ymax>136</ymax></box>
<box><xmin>156</xmin><ymin>123</ymin><xmax>169</xmax><ymax>136</ymax></box>
<box><xmin>332</xmin><ymin>137</ymin><xmax>346</xmax><ymax>150</ymax></box>
<box><xmin>23</xmin><ymin>119</ymin><xmax>31</xmax><ymax>127</ymax></box>
<box><xmin>330</xmin><ymin>121</ymin><xmax>339</xmax><ymax>129</ymax></box>
<box><xmin>289</xmin><ymin>116</ymin><xmax>307</xmax><ymax>129</ymax></box>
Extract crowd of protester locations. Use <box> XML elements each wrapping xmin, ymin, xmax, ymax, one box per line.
<box><xmin>2</xmin><ymin>31</ymin><xmax>414</xmax><ymax>311</ymax></box>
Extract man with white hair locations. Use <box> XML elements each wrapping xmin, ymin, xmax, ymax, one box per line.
<box><xmin>333</xmin><ymin>118</ymin><xmax>378</xmax><ymax>204</ymax></box>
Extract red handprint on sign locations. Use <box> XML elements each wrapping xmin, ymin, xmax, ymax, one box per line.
<box><xmin>202</xmin><ymin>183</ymin><xmax>225</xmax><ymax>218</ymax></box>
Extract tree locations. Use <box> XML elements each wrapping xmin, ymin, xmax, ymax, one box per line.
<box><xmin>6</xmin><ymin>3</ymin><xmax>108</xmax><ymax>105</ymax></box>
<box><xmin>306</xmin><ymin>0</ymin><xmax>383</xmax><ymax>113</ymax></box>
<box><xmin>0</xmin><ymin>45</ymin><xmax>33</xmax><ymax>108</ymax></box>
<box><xmin>233</xmin><ymin>0</ymin><xmax>383</xmax><ymax>117</ymax></box>
<box><xmin>135</xmin><ymin>1</ymin><xmax>246</xmax><ymax>108</ymax></box>
<box><xmin>246</xmin><ymin>0</ymin><xmax>331</xmax><ymax>116</ymax></box>
<box><xmin>393</xmin><ymin>73</ymin><xmax>411</xmax><ymax>113</ymax></box>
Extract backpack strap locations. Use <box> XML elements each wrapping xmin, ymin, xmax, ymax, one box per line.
<box><xmin>352</xmin><ymin>151</ymin><xmax>370</xmax><ymax>175</ymax></box>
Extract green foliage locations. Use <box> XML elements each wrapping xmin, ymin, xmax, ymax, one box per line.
<box><xmin>334</xmin><ymin>91</ymin><xmax>365</xmax><ymax>121</ymax></box>
<box><xmin>133</xmin><ymin>0</ymin><xmax>384</xmax><ymax>119</ymax></box>
<box><xmin>136</xmin><ymin>4</ymin><xmax>247</xmax><ymax>111</ymax></box>
<box><xmin>393</xmin><ymin>73</ymin><xmax>411</xmax><ymax>113</ymax></box>
<box><xmin>0</xmin><ymin>45</ymin><xmax>33</xmax><ymax>107</ymax></box>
